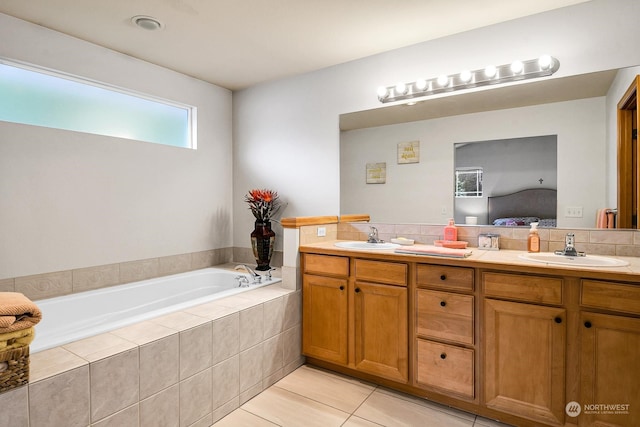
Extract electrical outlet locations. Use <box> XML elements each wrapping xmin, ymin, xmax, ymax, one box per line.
<box><xmin>565</xmin><ymin>206</ymin><xmax>583</xmax><ymax>218</ymax></box>
<box><xmin>317</xmin><ymin>226</ymin><xmax>326</xmax><ymax>237</ymax></box>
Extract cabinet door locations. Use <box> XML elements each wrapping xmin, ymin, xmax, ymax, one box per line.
<box><xmin>302</xmin><ymin>274</ymin><xmax>348</xmax><ymax>365</ymax></box>
<box><xmin>580</xmin><ymin>312</ymin><xmax>640</xmax><ymax>427</ymax></box>
<box><xmin>353</xmin><ymin>281</ymin><xmax>408</xmax><ymax>383</ymax></box>
<box><xmin>484</xmin><ymin>299</ymin><xmax>566</xmax><ymax>426</ymax></box>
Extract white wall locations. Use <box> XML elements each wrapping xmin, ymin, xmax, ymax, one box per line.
<box><xmin>0</xmin><ymin>14</ymin><xmax>233</xmax><ymax>278</ymax></box>
<box><xmin>341</xmin><ymin>98</ymin><xmax>604</xmax><ymax>227</ymax></box>
<box><xmin>233</xmin><ymin>0</ymin><xmax>640</xmax><ymax>248</ymax></box>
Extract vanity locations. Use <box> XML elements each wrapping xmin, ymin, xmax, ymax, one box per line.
<box><xmin>299</xmin><ymin>241</ymin><xmax>640</xmax><ymax>427</ymax></box>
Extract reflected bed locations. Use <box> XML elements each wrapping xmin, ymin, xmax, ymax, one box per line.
<box><xmin>488</xmin><ymin>188</ymin><xmax>557</xmax><ymax>227</ymax></box>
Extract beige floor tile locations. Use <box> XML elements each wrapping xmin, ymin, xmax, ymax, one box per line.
<box><xmin>354</xmin><ymin>389</ymin><xmax>474</xmax><ymax>427</ymax></box>
<box><xmin>242</xmin><ymin>386</ymin><xmax>350</xmax><ymax>427</ymax></box>
<box><xmin>342</xmin><ymin>415</ymin><xmax>385</xmax><ymax>427</ymax></box>
<box><xmin>214</xmin><ymin>408</ymin><xmax>279</xmax><ymax>426</ymax></box>
<box><xmin>275</xmin><ymin>365</ymin><xmax>375</xmax><ymax>413</ymax></box>
<box><xmin>474</xmin><ymin>415</ymin><xmax>515</xmax><ymax>427</ymax></box>
<box><xmin>375</xmin><ymin>387</ymin><xmax>476</xmax><ymax>422</ymax></box>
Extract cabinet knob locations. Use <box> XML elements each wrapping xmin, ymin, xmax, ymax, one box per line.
<box><xmin>440</xmin><ymin>301</ymin><xmax>447</xmax><ymax>307</ymax></box>
<box><xmin>554</xmin><ymin>317</ymin><xmax>562</xmax><ymax>324</ymax></box>
<box><xmin>440</xmin><ymin>274</ymin><xmax>447</xmax><ymax>281</ymax></box>
<box><xmin>355</xmin><ymin>288</ymin><xmax>361</xmax><ymax>293</ymax></box>
<box><xmin>584</xmin><ymin>321</ymin><xmax>592</xmax><ymax>328</ymax></box>
<box><xmin>440</xmin><ymin>353</ymin><xmax>447</xmax><ymax>359</ymax></box>
<box><xmin>339</xmin><ymin>285</ymin><xmax>344</xmax><ymax>291</ymax></box>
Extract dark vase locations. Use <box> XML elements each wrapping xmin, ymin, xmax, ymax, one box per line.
<box><xmin>251</xmin><ymin>220</ymin><xmax>275</xmax><ymax>271</ymax></box>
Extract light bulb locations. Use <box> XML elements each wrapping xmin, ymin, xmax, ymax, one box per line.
<box><xmin>377</xmin><ymin>86</ymin><xmax>389</xmax><ymax>99</ymax></box>
<box><xmin>510</xmin><ymin>60</ymin><xmax>524</xmax><ymax>74</ymax></box>
<box><xmin>437</xmin><ymin>75</ymin><xmax>449</xmax><ymax>87</ymax></box>
<box><xmin>415</xmin><ymin>79</ymin><xmax>428</xmax><ymax>91</ymax></box>
<box><xmin>484</xmin><ymin>65</ymin><xmax>497</xmax><ymax>78</ymax></box>
<box><xmin>395</xmin><ymin>82</ymin><xmax>407</xmax><ymax>95</ymax></box>
<box><xmin>459</xmin><ymin>70</ymin><xmax>472</xmax><ymax>83</ymax></box>
<box><xmin>538</xmin><ymin>55</ymin><xmax>552</xmax><ymax>70</ymax></box>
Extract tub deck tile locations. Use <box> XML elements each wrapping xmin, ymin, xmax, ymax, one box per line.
<box><xmin>150</xmin><ymin>310</ymin><xmax>211</xmax><ymax>331</ymax></box>
<box><xmin>63</xmin><ymin>332</ymin><xmax>138</xmax><ymax>362</ymax></box>
<box><xmin>29</xmin><ymin>346</ymin><xmax>89</xmax><ymax>383</ymax></box>
<box><xmin>111</xmin><ymin>320</ymin><xmax>177</xmax><ymax>346</ymax></box>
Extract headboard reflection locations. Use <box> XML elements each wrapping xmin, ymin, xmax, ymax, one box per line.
<box><xmin>487</xmin><ymin>188</ymin><xmax>557</xmax><ymax>226</ymax></box>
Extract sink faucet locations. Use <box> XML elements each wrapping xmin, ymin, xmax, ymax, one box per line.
<box><xmin>367</xmin><ymin>226</ymin><xmax>383</xmax><ymax>243</ymax></box>
<box><xmin>554</xmin><ymin>233</ymin><xmax>585</xmax><ymax>257</ymax></box>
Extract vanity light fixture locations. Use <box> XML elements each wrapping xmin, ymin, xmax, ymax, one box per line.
<box><xmin>377</xmin><ymin>55</ymin><xmax>560</xmax><ymax>103</ymax></box>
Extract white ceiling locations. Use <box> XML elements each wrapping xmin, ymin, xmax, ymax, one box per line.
<box><xmin>0</xmin><ymin>0</ymin><xmax>590</xmax><ymax>91</ymax></box>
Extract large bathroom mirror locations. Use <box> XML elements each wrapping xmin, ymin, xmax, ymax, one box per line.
<box><xmin>339</xmin><ymin>67</ymin><xmax>637</xmax><ymax>229</ymax></box>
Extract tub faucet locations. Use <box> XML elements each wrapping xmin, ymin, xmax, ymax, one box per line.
<box><xmin>554</xmin><ymin>233</ymin><xmax>585</xmax><ymax>257</ymax></box>
<box><xmin>367</xmin><ymin>226</ymin><xmax>383</xmax><ymax>243</ymax></box>
<box><xmin>241</xmin><ymin>264</ymin><xmax>262</xmax><ymax>284</ymax></box>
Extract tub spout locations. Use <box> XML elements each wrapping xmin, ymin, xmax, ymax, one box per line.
<box><xmin>236</xmin><ymin>264</ymin><xmax>262</xmax><ymax>284</ymax></box>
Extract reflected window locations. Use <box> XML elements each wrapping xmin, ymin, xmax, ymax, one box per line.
<box><xmin>455</xmin><ymin>168</ymin><xmax>483</xmax><ymax>197</ymax></box>
<box><xmin>0</xmin><ymin>59</ymin><xmax>196</xmax><ymax>149</ymax></box>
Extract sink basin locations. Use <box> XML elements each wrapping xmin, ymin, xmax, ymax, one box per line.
<box><xmin>334</xmin><ymin>241</ymin><xmax>400</xmax><ymax>250</ymax></box>
<box><xmin>518</xmin><ymin>253</ymin><xmax>629</xmax><ymax>268</ymax></box>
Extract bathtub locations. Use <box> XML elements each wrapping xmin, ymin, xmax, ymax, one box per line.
<box><xmin>32</xmin><ymin>267</ymin><xmax>280</xmax><ymax>353</ymax></box>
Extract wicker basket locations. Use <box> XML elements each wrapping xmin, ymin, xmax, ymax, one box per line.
<box><xmin>0</xmin><ymin>346</ymin><xmax>29</xmax><ymax>393</ymax></box>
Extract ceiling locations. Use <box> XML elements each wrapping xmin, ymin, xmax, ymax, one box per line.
<box><xmin>0</xmin><ymin>0</ymin><xmax>590</xmax><ymax>91</ymax></box>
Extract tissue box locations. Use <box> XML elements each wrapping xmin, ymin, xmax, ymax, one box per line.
<box><xmin>0</xmin><ymin>346</ymin><xmax>29</xmax><ymax>393</ymax></box>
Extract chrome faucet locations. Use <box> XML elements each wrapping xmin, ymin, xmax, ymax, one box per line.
<box><xmin>236</xmin><ymin>264</ymin><xmax>262</xmax><ymax>284</ymax></box>
<box><xmin>367</xmin><ymin>226</ymin><xmax>383</xmax><ymax>243</ymax></box>
<box><xmin>554</xmin><ymin>233</ymin><xmax>585</xmax><ymax>257</ymax></box>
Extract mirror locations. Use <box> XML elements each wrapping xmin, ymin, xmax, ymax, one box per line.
<box><xmin>340</xmin><ymin>68</ymin><xmax>636</xmax><ymax>229</ymax></box>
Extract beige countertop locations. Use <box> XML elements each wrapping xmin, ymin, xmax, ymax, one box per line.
<box><xmin>300</xmin><ymin>240</ymin><xmax>640</xmax><ymax>279</ymax></box>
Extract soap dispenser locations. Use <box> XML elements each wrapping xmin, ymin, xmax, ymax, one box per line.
<box><xmin>444</xmin><ymin>218</ymin><xmax>458</xmax><ymax>241</ymax></box>
<box><xmin>527</xmin><ymin>222</ymin><xmax>540</xmax><ymax>253</ymax></box>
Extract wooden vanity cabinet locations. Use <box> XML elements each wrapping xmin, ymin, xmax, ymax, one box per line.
<box><xmin>302</xmin><ymin>254</ymin><xmax>409</xmax><ymax>383</ymax></box>
<box><xmin>482</xmin><ymin>271</ymin><xmax>567</xmax><ymax>426</ymax></box>
<box><xmin>579</xmin><ymin>280</ymin><xmax>640</xmax><ymax>427</ymax></box>
<box><xmin>414</xmin><ymin>264</ymin><xmax>475</xmax><ymax>400</ymax></box>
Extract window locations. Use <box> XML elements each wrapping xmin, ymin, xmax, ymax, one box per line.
<box><xmin>455</xmin><ymin>168</ymin><xmax>483</xmax><ymax>197</ymax></box>
<box><xmin>0</xmin><ymin>58</ymin><xmax>196</xmax><ymax>149</ymax></box>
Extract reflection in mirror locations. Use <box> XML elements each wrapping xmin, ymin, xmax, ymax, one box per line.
<box><xmin>454</xmin><ymin>136</ymin><xmax>557</xmax><ymax>226</ymax></box>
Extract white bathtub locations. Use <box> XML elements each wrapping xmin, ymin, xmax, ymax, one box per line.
<box><xmin>32</xmin><ymin>267</ymin><xmax>280</xmax><ymax>353</ymax></box>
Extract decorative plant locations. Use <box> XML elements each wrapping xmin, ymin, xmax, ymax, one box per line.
<box><xmin>244</xmin><ymin>189</ymin><xmax>283</xmax><ymax>223</ymax></box>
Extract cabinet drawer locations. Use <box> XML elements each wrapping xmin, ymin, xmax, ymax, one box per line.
<box><xmin>355</xmin><ymin>259</ymin><xmax>407</xmax><ymax>286</ymax></box>
<box><xmin>416</xmin><ymin>289</ymin><xmax>474</xmax><ymax>345</ymax></box>
<box><xmin>415</xmin><ymin>339</ymin><xmax>474</xmax><ymax>399</ymax></box>
<box><xmin>581</xmin><ymin>280</ymin><xmax>640</xmax><ymax>315</ymax></box>
<box><xmin>416</xmin><ymin>264</ymin><xmax>474</xmax><ymax>291</ymax></box>
<box><xmin>304</xmin><ymin>254</ymin><xmax>349</xmax><ymax>277</ymax></box>
<box><xmin>483</xmin><ymin>272</ymin><xmax>563</xmax><ymax>305</ymax></box>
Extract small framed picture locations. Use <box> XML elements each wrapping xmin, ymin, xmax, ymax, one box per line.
<box><xmin>366</xmin><ymin>162</ymin><xmax>386</xmax><ymax>184</ymax></box>
<box><xmin>398</xmin><ymin>141</ymin><xmax>419</xmax><ymax>164</ymax></box>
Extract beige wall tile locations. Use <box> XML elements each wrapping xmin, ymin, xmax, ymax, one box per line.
<box><xmin>72</xmin><ymin>263</ymin><xmax>120</xmax><ymax>293</ymax></box>
<box><xmin>29</xmin><ymin>346</ymin><xmax>88</xmax><ymax>383</ymax></box>
<box><xmin>119</xmin><ymin>258</ymin><xmax>159</xmax><ymax>283</ymax></box>
<box><xmin>140</xmin><ymin>384</ymin><xmax>179</xmax><ymax>427</ymax></box>
<box><xmin>283</xmin><ymin>291</ymin><xmax>301</xmax><ymax>330</ymax></box>
<box><xmin>62</xmin><ymin>332</ymin><xmax>136</xmax><ymax>362</ymax></box>
<box><xmin>616</xmin><ymin>244</ymin><xmax>640</xmax><ymax>257</ymax></box>
<box><xmin>180</xmin><ymin>322</ymin><xmax>213</xmax><ymax>379</ymax></box>
<box><xmin>90</xmin><ymin>348</ymin><xmax>139</xmax><ymax>422</ymax></box>
<box><xmin>239</xmin><ymin>305</ymin><xmax>264</xmax><ymax>351</ymax></box>
<box><xmin>212</xmin><ymin>354</ymin><xmax>240</xmax><ymax>409</ymax></box>
<box><xmin>29</xmin><ymin>366</ymin><xmax>90</xmax><ymax>427</ymax></box>
<box><xmin>239</xmin><ymin>381</ymin><xmax>263</xmax><ymax>405</ymax></box>
<box><xmin>15</xmin><ymin>270</ymin><xmax>72</xmax><ymax>300</ymax></box>
<box><xmin>92</xmin><ymin>404</ymin><xmax>138</xmax><ymax>427</ymax></box>
<box><xmin>283</xmin><ymin>324</ymin><xmax>302</xmax><ymax>367</ymax></box>
<box><xmin>140</xmin><ymin>334</ymin><xmax>179</xmax><ymax>399</ymax></box>
<box><xmin>179</xmin><ymin>367</ymin><xmax>213</xmax><ymax>427</ymax></box>
<box><xmin>190</xmin><ymin>413</ymin><xmax>214</xmax><ymax>427</ymax></box>
<box><xmin>212</xmin><ymin>313</ymin><xmax>240</xmax><ymax>365</ymax></box>
<box><xmin>262</xmin><ymin>334</ymin><xmax>283</xmax><ymax>378</ymax></box>
<box><xmin>239</xmin><ymin>343</ymin><xmax>263</xmax><ymax>393</ymax></box>
<box><xmin>0</xmin><ymin>277</ymin><xmax>15</xmax><ymax>292</ymax></box>
<box><xmin>211</xmin><ymin>397</ymin><xmax>239</xmax><ymax>424</ymax></box>
<box><xmin>159</xmin><ymin>253</ymin><xmax>192</xmax><ymax>276</ymax></box>
<box><xmin>191</xmin><ymin>250</ymin><xmax>217</xmax><ymax>270</ymax></box>
<box><xmin>263</xmin><ymin>367</ymin><xmax>285</xmax><ymax>389</ymax></box>
<box><xmin>590</xmin><ymin>230</ymin><xmax>634</xmax><ymax>244</ymax></box>
<box><xmin>263</xmin><ymin>297</ymin><xmax>284</xmax><ymax>339</ymax></box>
<box><xmin>0</xmin><ymin>385</ymin><xmax>28</xmax><ymax>427</ymax></box>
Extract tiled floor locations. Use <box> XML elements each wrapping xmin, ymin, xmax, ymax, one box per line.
<box><xmin>213</xmin><ymin>364</ymin><xmax>513</xmax><ymax>427</ymax></box>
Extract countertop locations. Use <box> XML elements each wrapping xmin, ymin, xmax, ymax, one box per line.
<box><xmin>300</xmin><ymin>240</ymin><xmax>640</xmax><ymax>280</ymax></box>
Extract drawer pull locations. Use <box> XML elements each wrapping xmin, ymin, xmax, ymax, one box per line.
<box><xmin>554</xmin><ymin>317</ymin><xmax>562</xmax><ymax>324</ymax></box>
<box><xmin>339</xmin><ymin>285</ymin><xmax>344</xmax><ymax>291</ymax></box>
<box><xmin>440</xmin><ymin>301</ymin><xmax>447</xmax><ymax>307</ymax></box>
<box><xmin>440</xmin><ymin>353</ymin><xmax>447</xmax><ymax>359</ymax></box>
<box><xmin>440</xmin><ymin>274</ymin><xmax>447</xmax><ymax>281</ymax></box>
<box><xmin>355</xmin><ymin>287</ymin><xmax>361</xmax><ymax>293</ymax></box>
<box><xmin>584</xmin><ymin>321</ymin><xmax>592</xmax><ymax>329</ymax></box>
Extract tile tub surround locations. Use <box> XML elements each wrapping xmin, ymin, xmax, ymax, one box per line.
<box><xmin>336</xmin><ymin>221</ymin><xmax>640</xmax><ymax>257</ymax></box>
<box><xmin>0</xmin><ymin>283</ymin><xmax>303</xmax><ymax>427</ymax></box>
